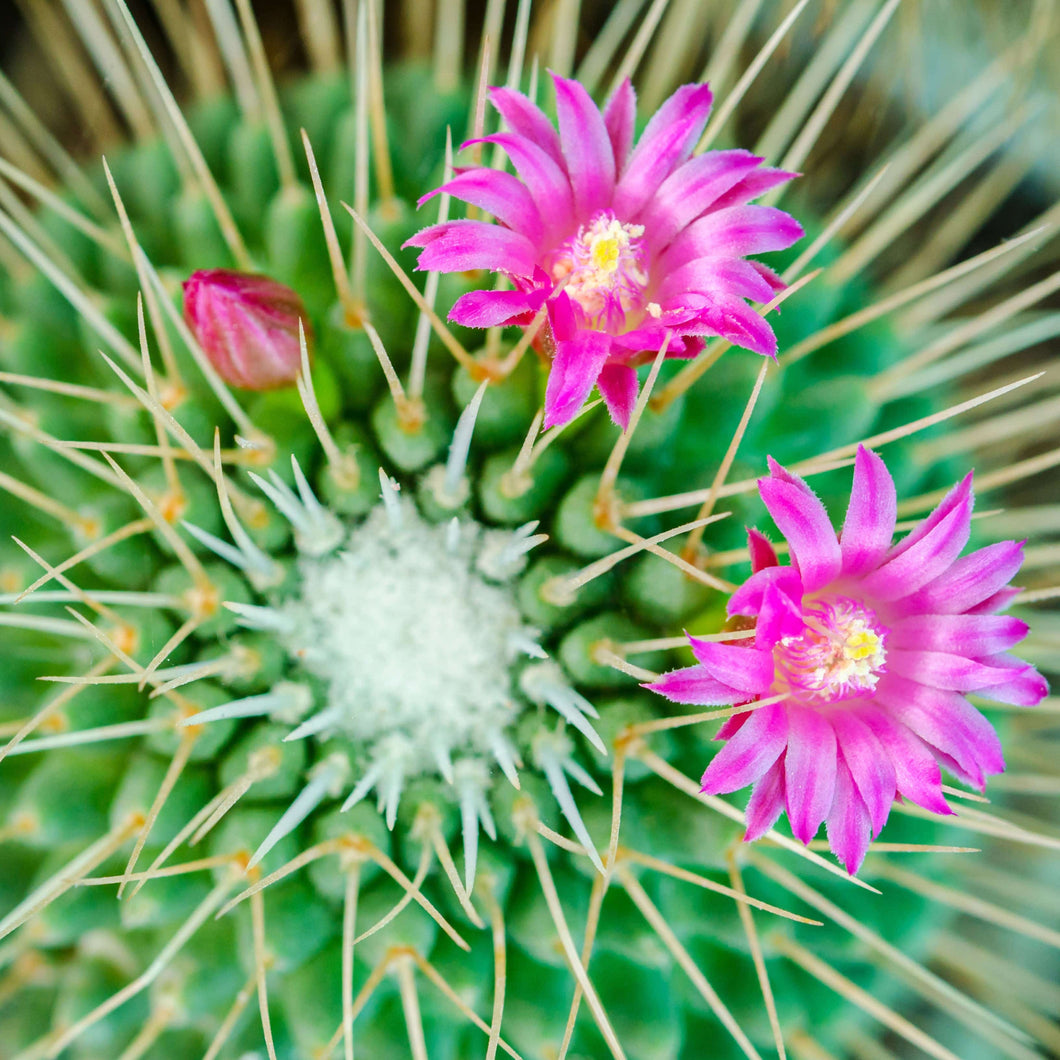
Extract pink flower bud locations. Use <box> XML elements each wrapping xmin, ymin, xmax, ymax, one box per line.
<box><xmin>182</xmin><ymin>269</ymin><xmax>312</xmax><ymax>390</ymax></box>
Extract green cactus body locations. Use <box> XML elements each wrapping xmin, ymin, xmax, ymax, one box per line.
<box><xmin>0</xmin><ymin>4</ymin><xmax>1056</xmax><ymax>1060</ymax></box>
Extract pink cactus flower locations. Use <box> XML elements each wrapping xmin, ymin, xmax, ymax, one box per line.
<box><xmin>405</xmin><ymin>74</ymin><xmax>803</xmax><ymax>429</ymax></box>
<box><xmin>183</xmin><ymin>269</ymin><xmax>311</xmax><ymax>391</ymax></box>
<box><xmin>647</xmin><ymin>447</ymin><xmax>1047</xmax><ymax>874</ymax></box>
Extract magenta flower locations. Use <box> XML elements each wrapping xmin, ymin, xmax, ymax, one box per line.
<box><xmin>183</xmin><ymin>269</ymin><xmax>311</xmax><ymax>390</ymax></box>
<box><xmin>405</xmin><ymin>75</ymin><xmax>803</xmax><ymax>429</ymax></box>
<box><xmin>647</xmin><ymin>448</ymin><xmax>1047</xmax><ymax>874</ymax></box>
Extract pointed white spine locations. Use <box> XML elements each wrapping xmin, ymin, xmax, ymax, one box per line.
<box><xmin>445</xmin><ymin>516</ymin><xmax>461</xmax><ymax>553</ymax></box>
<box><xmin>378</xmin><ymin>468</ymin><xmax>403</xmax><ymax>531</ymax></box>
<box><xmin>433</xmin><ymin>743</ymin><xmax>455</xmax><ymax>785</ymax></box>
<box><xmin>487</xmin><ymin>731</ymin><xmax>522</xmax><ymax>789</ymax></box>
<box><xmin>440</xmin><ymin>378</ymin><xmax>489</xmax><ymax>506</ymax></box>
<box><xmin>248</xmin><ymin>753</ymin><xmax>350</xmax><ymax>869</ymax></box>
<box><xmin>341</xmin><ymin>762</ymin><xmax>383</xmax><ymax>813</ymax></box>
<box><xmin>521</xmin><ymin>662</ymin><xmax>606</xmax><ymax>755</ymax></box>
<box><xmin>183</xmin><ymin>508</ymin><xmax>279</xmax><ymax>589</ymax></box>
<box><xmin>478</xmin><ymin>520</ymin><xmax>548</xmax><ymax>579</ymax></box>
<box><xmin>507</xmin><ymin>629</ymin><xmax>548</xmax><ymax>660</ymax></box>
<box><xmin>534</xmin><ymin>732</ymin><xmax>604</xmax><ymax>875</ymax></box>
<box><xmin>454</xmin><ymin>761</ymin><xmax>496</xmax><ymax>895</ymax></box>
<box><xmin>223</xmin><ymin>601</ymin><xmax>296</xmax><ymax>635</ymax></box>
<box><xmin>248</xmin><ymin>456</ymin><xmax>343</xmax><ymax>555</ymax></box>
<box><xmin>284</xmin><ymin>705</ymin><xmax>342</xmax><ymax>742</ymax></box>
<box><xmin>181</xmin><ymin>521</ymin><xmax>249</xmax><ymax>569</ymax></box>
<box><xmin>180</xmin><ymin>684</ymin><xmax>312</xmax><ymax>727</ymax></box>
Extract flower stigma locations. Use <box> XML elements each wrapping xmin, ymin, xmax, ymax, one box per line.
<box><xmin>774</xmin><ymin>596</ymin><xmax>888</xmax><ymax>703</ymax></box>
<box><xmin>549</xmin><ymin>211</ymin><xmax>648</xmax><ymax>327</ymax></box>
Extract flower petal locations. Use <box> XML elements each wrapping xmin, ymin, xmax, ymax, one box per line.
<box><xmin>644</xmin><ymin>666</ymin><xmax>746</xmax><ymax>705</ymax></box>
<box><xmin>686</xmin><ymin>298</ymin><xmax>778</xmax><ymax>356</ymax></box>
<box><xmin>657</xmin><ymin>258</ymin><xmax>781</xmax><ymax>304</ymax></box>
<box><xmin>749</xmin><ymin>261</ymin><xmax>786</xmax><ymax>293</ymax></box>
<box><xmin>596</xmin><ymin>362</ymin><xmax>639</xmax><ymax>428</ymax></box>
<box><xmin>758</xmin><ymin>470</ymin><xmax>842</xmax><ymax>592</ymax></box>
<box><xmin>886</xmin><ymin>473</ymin><xmax>972</xmax><ymax>562</ymax></box>
<box><xmin>420</xmin><ymin>169</ymin><xmax>544</xmax><ymax>245</ymax></box>
<box><xmin>716</xmin><ymin>711</ymin><xmax>750</xmax><ymax>741</ymax></box>
<box><xmin>637</xmin><ymin>149</ymin><xmax>765</xmax><ymax>248</ymax></box>
<box><xmin>825</xmin><ymin>760</ymin><xmax>872</xmax><ymax>875</ymax></box>
<box><xmin>896</xmin><ymin>541</ymin><xmax>1025</xmax><ymax>616</ymax></box>
<box><xmin>489</xmin><ymin>87</ymin><xmax>564</xmax><ymax>164</ymax></box>
<box><xmin>887</xmin><ymin>649</ymin><xmax>1029</xmax><ymax>692</ymax></box>
<box><xmin>929</xmin><ymin>748</ymin><xmax>986</xmax><ymax>790</ymax></box>
<box><xmin>449</xmin><ymin>288</ymin><xmax>546</xmax><ymax>328</ymax></box>
<box><xmin>757</xmin><ymin>578</ymin><xmax>808</xmax><ymax>644</ymax></box>
<box><xmin>745</xmin><ymin>759</ymin><xmax>787</xmax><ymax>841</ymax></box>
<box><xmin>875</xmin><ymin>675</ymin><xmax>1004</xmax><ymax>788</ymax></box>
<box><xmin>711</xmin><ymin>166</ymin><xmax>799</xmax><ymax>210</ymax></box>
<box><xmin>727</xmin><ymin>565</ymin><xmax>803</xmax><ymax>619</ymax></box>
<box><xmin>542</xmin><ymin>329</ymin><xmax>612</xmax><ymax>429</ymax></box>
<box><xmin>659</xmin><ymin>205</ymin><xmax>805</xmax><ymax>272</ymax></box>
<box><xmin>552</xmin><ymin>73</ymin><xmax>615</xmax><ymax>216</ymax></box>
<box><xmin>613</xmin><ymin>83</ymin><xmax>714</xmax><ymax>217</ymax></box>
<box><xmin>860</xmin><ymin>488</ymin><xmax>972</xmax><ymax>602</ymax></box>
<box><xmin>687</xmin><ymin>636</ymin><xmax>775</xmax><ymax>693</ymax></box>
<box><xmin>889</xmin><ymin>614</ymin><xmax>1030</xmax><ymax>657</ymax></box>
<box><xmin>859</xmin><ymin>708</ymin><xmax>952</xmax><ymax>816</ymax></box>
<box><xmin>470</xmin><ymin>133</ymin><xmax>574</xmax><ymax>233</ymax></box>
<box><xmin>973</xmin><ymin>657</ymin><xmax>1048</xmax><ymax>707</ymax></box>
<box><xmin>603</xmin><ymin>77</ymin><xmax>637</xmax><ymax>173</ymax></box>
<box><xmin>831</xmin><ymin>712</ymin><xmax>895</xmax><ymax>837</ymax></box>
<box><xmin>967</xmin><ymin>586</ymin><xmax>1024</xmax><ymax>615</ymax></box>
<box><xmin>405</xmin><ymin>220</ymin><xmax>538</xmax><ymax>275</ymax></box>
<box><xmin>700</xmin><ymin>702</ymin><xmax>788</xmax><ymax>794</ymax></box>
<box><xmin>840</xmin><ymin>446</ymin><xmax>897</xmax><ymax>576</ymax></box>
<box><xmin>784</xmin><ymin>707</ymin><xmax>837</xmax><ymax>844</ymax></box>
<box><xmin>748</xmin><ymin>528</ymin><xmax>779</xmax><ymax>572</ymax></box>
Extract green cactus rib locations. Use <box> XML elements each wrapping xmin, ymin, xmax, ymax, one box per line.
<box><xmin>0</xmin><ymin>4</ymin><xmax>1056</xmax><ymax>1060</ymax></box>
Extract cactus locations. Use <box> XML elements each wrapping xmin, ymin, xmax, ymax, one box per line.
<box><xmin>0</xmin><ymin>3</ymin><xmax>1056</xmax><ymax>1059</ymax></box>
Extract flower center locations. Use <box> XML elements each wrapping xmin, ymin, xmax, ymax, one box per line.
<box><xmin>774</xmin><ymin>596</ymin><xmax>887</xmax><ymax>704</ymax></box>
<box><xmin>549</xmin><ymin>211</ymin><xmax>648</xmax><ymax>328</ymax></box>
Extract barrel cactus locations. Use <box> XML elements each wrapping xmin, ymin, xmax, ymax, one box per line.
<box><xmin>0</xmin><ymin>2</ymin><xmax>1056</xmax><ymax>1059</ymax></box>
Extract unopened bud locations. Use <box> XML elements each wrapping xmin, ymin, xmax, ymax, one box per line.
<box><xmin>182</xmin><ymin>269</ymin><xmax>312</xmax><ymax>390</ymax></box>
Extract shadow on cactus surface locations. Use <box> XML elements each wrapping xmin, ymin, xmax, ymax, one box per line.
<box><xmin>0</xmin><ymin>1</ymin><xmax>1057</xmax><ymax>1059</ymax></box>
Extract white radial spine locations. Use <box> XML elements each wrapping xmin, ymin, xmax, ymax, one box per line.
<box><xmin>458</xmin><ymin>785</ymin><xmax>495</xmax><ymax>895</ymax></box>
<box><xmin>181</xmin><ymin>521</ymin><xmax>249</xmax><ymax>569</ymax></box>
<box><xmin>521</xmin><ymin>662</ymin><xmax>606</xmax><ymax>755</ymax></box>
<box><xmin>247</xmin><ymin>470</ymin><xmax>312</xmax><ymax>533</ymax></box>
<box><xmin>507</xmin><ymin>629</ymin><xmax>548</xmax><ymax>660</ymax></box>
<box><xmin>536</xmin><ymin>738</ymin><xmax>604</xmax><ymax>875</ymax></box>
<box><xmin>248</xmin><ymin>457</ymin><xmax>343</xmax><ymax>555</ymax></box>
<box><xmin>378</xmin><ymin>468</ymin><xmax>403</xmax><ymax>531</ymax></box>
<box><xmin>487</xmin><ymin>731</ymin><xmax>522</xmax><ymax>788</ymax></box>
<box><xmin>378</xmin><ymin>759</ymin><xmax>405</xmax><ymax>830</ymax></box>
<box><xmin>248</xmin><ymin>754</ymin><xmax>350</xmax><ymax>869</ymax></box>
<box><xmin>223</xmin><ymin>601</ymin><xmax>296</xmax><ymax>635</ymax></box>
<box><xmin>479</xmin><ymin>520</ymin><xmax>548</xmax><ymax>579</ymax></box>
<box><xmin>180</xmin><ymin>692</ymin><xmax>287</xmax><ymax>727</ymax></box>
<box><xmin>433</xmin><ymin>743</ymin><xmax>456</xmax><ymax>785</ymax></box>
<box><xmin>445</xmin><ymin>516</ymin><xmax>461</xmax><ymax>553</ymax></box>
<box><xmin>181</xmin><ymin>684</ymin><xmax>313</xmax><ymax>728</ymax></box>
<box><xmin>284</xmin><ymin>705</ymin><xmax>342</xmax><ymax>742</ymax></box>
<box><xmin>441</xmin><ymin>378</ymin><xmax>489</xmax><ymax>505</ymax></box>
<box><xmin>341</xmin><ymin>762</ymin><xmax>383</xmax><ymax>813</ymax></box>
<box><xmin>212</xmin><ymin>487</ymin><xmax>281</xmax><ymax>590</ymax></box>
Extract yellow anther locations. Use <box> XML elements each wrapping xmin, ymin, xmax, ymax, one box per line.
<box><xmin>590</xmin><ymin>235</ymin><xmax>621</xmax><ymax>274</ymax></box>
<box><xmin>845</xmin><ymin>629</ymin><xmax>882</xmax><ymax>661</ymax></box>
